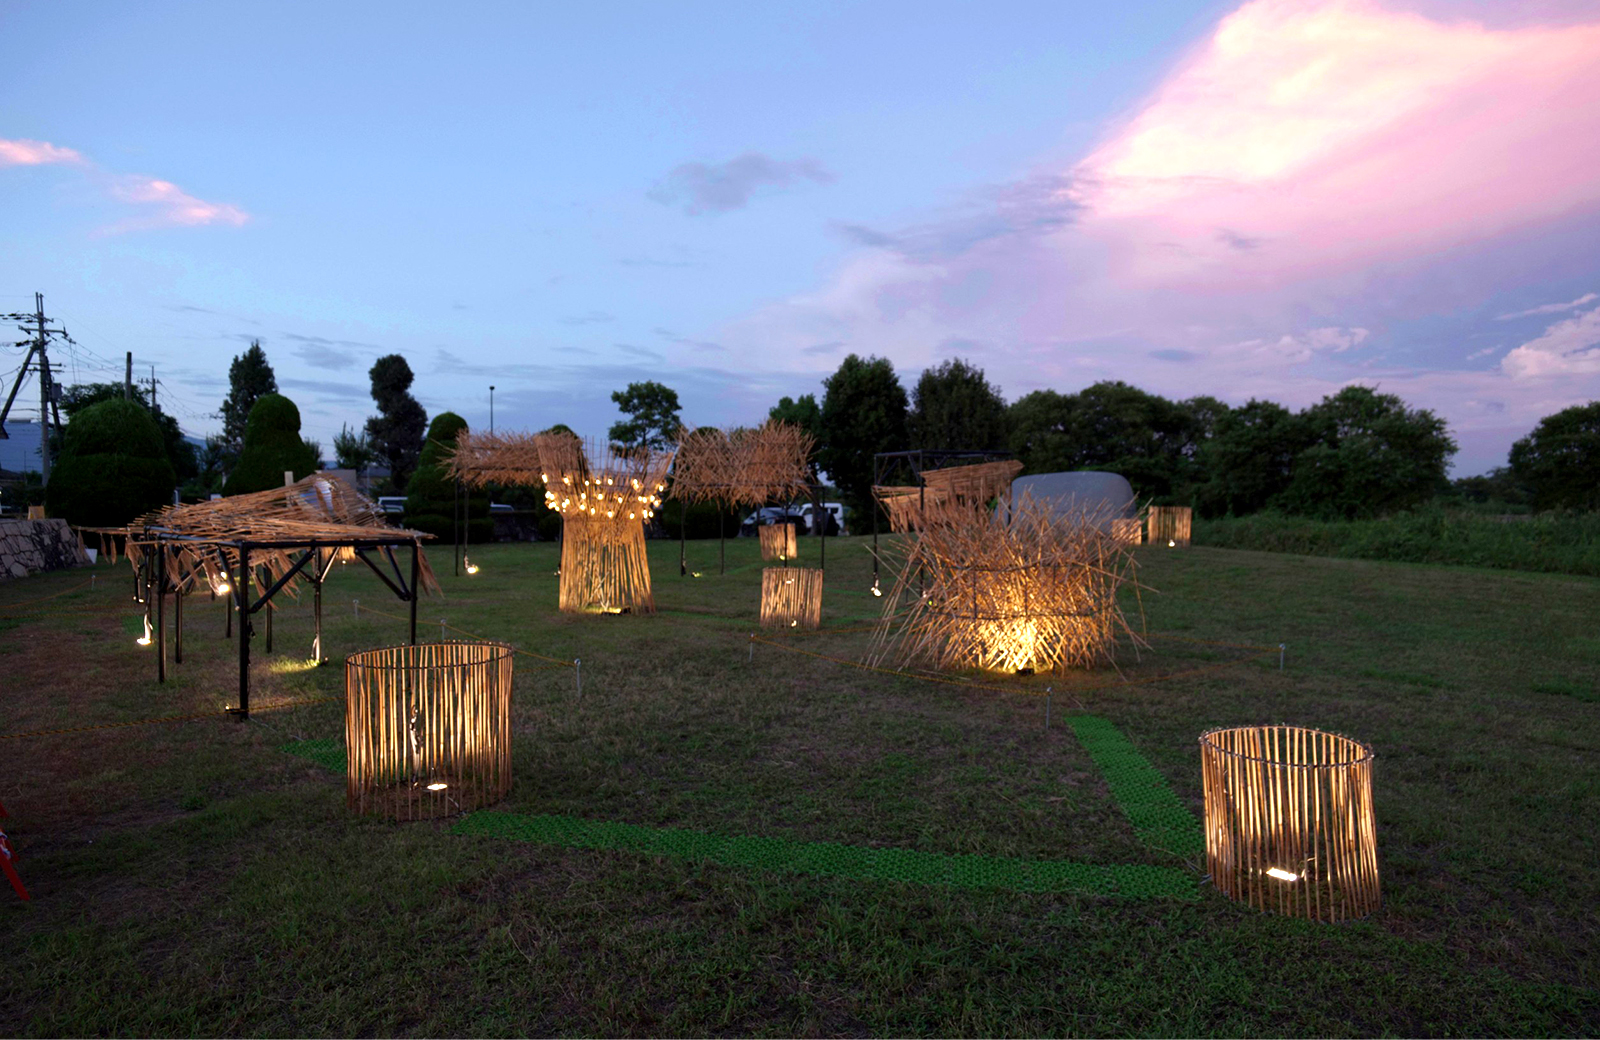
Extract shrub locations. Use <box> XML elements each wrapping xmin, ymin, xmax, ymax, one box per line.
<box><xmin>403</xmin><ymin>412</ymin><xmax>491</xmax><ymax>542</ymax></box>
<box><xmin>223</xmin><ymin>394</ymin><xmax>321</xmax><ymax>496</ymax></box>
<box><xmin>45</xmin><ymin>399</ymin><xmax>176</xmax><ymax>526</ymax></box>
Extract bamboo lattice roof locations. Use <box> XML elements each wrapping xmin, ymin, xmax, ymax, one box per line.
<box><xmin>671</xmin><ymin>421</ymin><xmax>814</xmax><ymax>508</ymax></box>
<box><xmin>873</xmin><ymin>459</ymin><xmax>1022</xmax><ymax>532</ymax></box>
<box><xmin>448</xmin><ymin>430</ymin><xmax>674</xmax><ymax>523</ymax></box>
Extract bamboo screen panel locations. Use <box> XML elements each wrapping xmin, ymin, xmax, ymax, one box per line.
<box><xmin>1148</xmin><ymin>506</ymin><xmax>1192</xmax><ymax>547</ymax></box>
<box><xmin>758</xmin><ymin>523</ymin><xmax>798</xmax><ymax>561</ymax></box>
<box><xmin>345</xmin><ymin>641</ymin><xmax>514</xmax><ymax>820</ymax></box>
<box><xmin>560</xmin><ymin>514</ymin><xmax>655</xmax><ymax>614</ymax></box>
<box><xmin>672</xmin><ymin>422</ymin><xmax>814</xmax><ymax>508</ymax></box>
<box><xmin>1111</xmin><ymin>518</ymin><xmax>1143</xmax><ymax>546</ymax></box>
<box><xmin>868</xmin><ymin>495</ymin><xmax>1146</xmax><ymax>674</ymax></box>
<box><xmin>920</xmin><ymin>460</ymin><xmax>1022</xmax><ymax>505</ymax></box>
<box><xmin>872</xmin><ymin>486</ymin><xmax>945</xmax><ymax>533</ymax></box>
<box><xmin>1200</xmin><ymin>725</ymin><xmax>1380</xmax><ymax>923</ymax></box>
<box><xmin>760</xmin><ymin>567</ymin><xmax>823</xmax><ymax>629</ymax></box>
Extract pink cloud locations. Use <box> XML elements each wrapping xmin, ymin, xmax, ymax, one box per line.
<box><xmin>1</xmin><ymin>136</ymin><xmax>247</xmax><ymax>231</ymax></box>
<box><xmin>710</xmin><ymin>0</ymin><xmax>1600</xmax><ymax>474</ymax></box>
<box><xmin>107</xmin><ymin>176</ymin><xmax>249</xmax><ymax>230</ymax></box>
<box><xmin>0</xmin><ymin>138</ymin><xmax>84</xmax><ymax>166</ymax></box>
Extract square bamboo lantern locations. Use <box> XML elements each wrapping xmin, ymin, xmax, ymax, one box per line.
<box><xmin>760</xmin><ymin>567</ymin><xmax>823</xmax><ymax>629</ymax></box>
<box><xmin>1111</xmin><ymin>518</ymin><xmax>1143</xmax><ymax>546</ymax></box>
<box><xmin>1147</xmin><ymin>505</ymin><xmax>1192</xmax><ymax>547</ymax></box>
<box><xmin>345</xmin><ymin>641</ymin><xmax>514</xmax><ymax>820</ymax></box>
<box><xmin>1200</xmin><ymin>725</ymin><xmax>1380</xmax><ymax>922</ymax></box>
<box><xmin>758</xmin><ymin>523</ymin><xmax>798</xmax><ymax>562</ymax></box>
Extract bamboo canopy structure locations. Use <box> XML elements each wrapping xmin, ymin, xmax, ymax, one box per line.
<box><xmin>758</xmin><ymin>523</ymin><xmax>798</xmax><ymax>562</ymax></box>
<box><xmin>1200</xmin><ymin>725</ymin><xmax>1380</xmax><ymax>923</ymax></box>
<box><xmin>1148</xmin><ymin>505</ymin><xmax>1192</xmax><ymax>547</ymax></box>
<box><xmin>346</xmin><ymin>641</ymin><xmax>514</xmax><ymax>820</ymax></box>
<box><xmin>869</xmin><ymin>494</ymin><xmax>1146</xmax><ymax>674</ymax></box>
<box><xmin>448</xmin><ymin>430</ymin><xmax>674</xmax><ymax>613</ymax></box>
<box><xmin>120</xmin><ymin>471</ymin><xmax>440</xmax><ymax>599</ymax></box>
<box><xmin>873</xmin><ymin>459</ymin><xmax>1022</xmax><ymax>533</ymax></box>
<box><xmin>671</xmin><ymin>421</ymin><xmax>814</xmax><ymax>508</ymax></box>
<box><xmin>760</xmin><ymin>567</ymin><xmax>823</xmax><ymax>629</ymax></box>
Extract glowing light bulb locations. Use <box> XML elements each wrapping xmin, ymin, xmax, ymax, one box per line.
<box><xmin>136</xmin><ymin>617</ymin><xmax>153</xmax><ymax>646</ymax></box>
<box><xmin>692</xmin><ymin>571</ymin><xmax>702</xmax><ymax>578</ymax></box>
<box><xmin>214</xmin><ymin>581</ymin><xmax>230</xmax><ymax>595</ymax></box>
<box><xmin>465</xmin><ymin>558</ymin><xmax>479</xmax><ymax>575</ymax></box>
<box><xmin>1265</xmin><ymin>867</ymin><xmax>1299</xmax><ymax>882</ymax></box>
<box><xmin>1168</xmin><ymin>540</ymin><xmax>1176</xmax><ymax>548</ymax></box>
<box><xmin>871</xmin><ymin>585</ymin><xmax>882</xmax><ymax>597</ymax></box>
<box><xmin>426</xmin><ymin>782</ymin><xmax>449</xmax><ymax>792</ymax></box>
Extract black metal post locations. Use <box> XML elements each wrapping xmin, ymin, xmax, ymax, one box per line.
<box><xmin>313</xmin><ymin>550</ymin><xmax>324</xmax><ymax>664</ymax></box>
<box><xmin>155</xmin><ymin>543</ymin><xmax>166</xmax><ymax>683</ymax></box>
<box><xmin>236</xmin><ymin>544</ymin><xmax>251</xmax><ymax>720</ymax></box>
<box><xmin>679</xmin><ymin>498</ymin><xmax>687</xmax><ymax>577</ymax></box>
<box><xmin>264</xmin><ymin>586</ymin><xmax>273</xmax><ymax>654</ymax></box>
<box><xmin>174</xmin><ymin>573</ymin><xmax>183</xmax><ymax>664</ymax></box>
<box><xmin>453</xmin><ymin>479</ymin><xmax>461</xmax><ymax>578</ymax></box>
<box><xmin>409</xmin><ymin>541</ymin><xmax>419</xmax><ymax>645</ymax></box>
<box><xmin>719</xmin><ymin>509</ymin><xmax>726</xmax><ymax>575</ymax></box>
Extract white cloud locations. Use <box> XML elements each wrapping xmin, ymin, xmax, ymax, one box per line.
<box><xmin>1501</xmin><ymin>305</ymin><xmax>1600</xmax><ymax>378</ymax></box>
<box><xmin>1495</xmin><ymin>292</ymin><xmax>1597</xmax><ymax>320</ymax></box>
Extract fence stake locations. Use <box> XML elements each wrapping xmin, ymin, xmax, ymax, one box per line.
<box><xmin>575</xmin><ymin>658</ymin><xmax>581</xmax><ymax>697</ymax></box>
<box><xmin>1045</xmin><ymin>686</ymin><xmax>1052</xmax><ymax>730</ymax></box>
<box><xmin>1279</xmin><ymin>643</ymin><xmax>1286</xmax><ymax>671</ymax></box>
<box><xmin>748</xmin><ymin>633</ymin><xmax>755</xmax><ymax>664</ymax></box>
<box><xmin>353</xmin><ymin>598</ymin><xmax>359</xmax><ymax>619</ymax></box>
<box><xmin>440</xmin><ymin>617</ymin><xmax>447</xmax><ymax>641</ymax></box>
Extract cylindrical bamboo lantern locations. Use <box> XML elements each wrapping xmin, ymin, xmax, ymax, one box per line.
<box><xmin>760</xmin><ymin>567</ymin><xmax>823</xmax><ymax>629</ymax></box>
<box><xmin>1111</xmin><ymin>518</ymin><xmax>1143</xmax><ymax>546</ymax></box>
<box><xmin>1148</xmin><ymin>505</ymin><xmax>1192</xmax><ymax>547</ymax></box>
<box><xmin>1200</xmin><ymin>725</ymin><xmax>1379</xmax><ymax>922</ymax></box>
<box><xmin>345</xmin><ymin>641</ymin><xmax>514</xmax><ymax>820</ymax></box>
<box><xmin>758</xmin><ymin>523</ymin><xmax>798</xmax><ymax>562</ymax></box>
<box><xmin>559</xmin><ymin>514</ymin><xmax>655</xmax><ymax>614</ymax></box>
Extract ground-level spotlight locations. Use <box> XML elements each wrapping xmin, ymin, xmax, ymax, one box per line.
<box><xmin>464</xmin><ymin>557</ymin><xmax>480</xmax><ymax>575</ymax></box>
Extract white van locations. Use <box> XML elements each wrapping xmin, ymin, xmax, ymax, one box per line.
<box><xmin>798</xmin><ymin>502</ymin><xmax>847</xmax><ymax>535</ymax></box>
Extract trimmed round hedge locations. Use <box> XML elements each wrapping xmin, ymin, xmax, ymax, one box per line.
<box><xmin>223</xmin><ymin>393</ymin><xmax>321</xmax><ymax>496</ymax></box>
<box><xmin>405</xmin><ymin>411</ymin><xmax>491</xmax><ymax>542</ymax></box>
<box><xmin>46</xmin><ymin>399</ymin><xmax>176</xmax><ymax>527</ymax></box>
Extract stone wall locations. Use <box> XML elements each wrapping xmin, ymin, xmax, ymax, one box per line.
<box><xmin>0</xmin><ymin>518</ymin><xmax>90</xmax><ymax>581</ymax></box>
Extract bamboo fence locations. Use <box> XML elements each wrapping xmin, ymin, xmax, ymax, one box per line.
<box><xmin>868</xmin><ymin>495</ymin><xmax>1146</xmax><ymax>674</ymax></box>
<box><xmin>760</xmin><ymin>567</ymin><xmax>823</xmax><ymax>629</ymax></box>
<box><xmin>1148</xmin><ymin>505</ymin><xmax>1192</xmax><ymax>547</ymax></box>
<box><xmin>1200</xmin><ymin>725</ymin><xmax>1380</xmax><ymax>922</ymax></box>
<box><xmin>345</xmin><ymin>641</ymin><xmax>514</xmax><ymax>820</ymax></box>
<box><xmin>1112</xmin><ymin>517</ymin><xmax>1144</xmax><ymax>546</ymax></box>
<box><xmin>450</xmin><ymin>430</ymin><xmax>674</xmax><ymax>613</ymax></box>
<box><xmin>758</xmin><ymin>523</ymin><xmax>798</xmax><ymax>562</ymax></box>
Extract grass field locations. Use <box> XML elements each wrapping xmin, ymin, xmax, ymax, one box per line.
<box><xmin>1</xmin><ymin>534</ymin><xmax>1596</xmax><ymax>1036</ymax></box>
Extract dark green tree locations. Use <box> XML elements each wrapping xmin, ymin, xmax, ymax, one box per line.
<box><xmin>403</xmin><ymin>412</ymin><xmax>491</xmax><ymax>541</ymax></box>
<box><xmin>907</xmin><ymin>358</ymin><xmax>1008</xmax><ymax>450</ymax></box>
<box><xmin>184</xmin><ymin>435</ymin><xmax>229</xmax><ymax>499</ymax></box>
<box><xmin>1508</xmin><ymin>401</ymin><xmax>1600</xmax><ymax>511</ymax></box>
<box><xmin>222</xmin><ymin>393</ymin><xmax>321</xmax><ymax>495</ymax></box>
<box><xmin>59</xmin><ymin>382</ymin><xmax>198</xmax><ymax>483</ymax></box>
<box><xmin>768</xmin><ymin>394</ymin><xmax>822</xmax><ymax>444</ymax></box>
<box><xmin>1448</xmin><ymin>466</ymin><xmax>1530</xmax><ymax>509</ymax></box>
<box><xmin>1278</xmin><ymin>386</ymin><xmax>1456</xmax><ymax>518</ymax></box>
<box><xmin>333</xmin><ymin>422</ymin><xmax>375</xmax><ymax>475</ymax></box>
<box><xmin>365</xmin><ymin>354</ymin><xmax>427</xmax><ymax>492</ymax></box>
<box><xmin>219</xmin><ymin>341</ymin><xmax>277</xmax><ymax>460</ymax></box>
<box><xmin>1194</xmin><ymin>399</ymin><xmax>1306</xmax><ymax>516</ymax></box>
<box><xmin>609</xmin><ymin>381</ymin><xmax>681</xmax><ymax>451</ymax></box>
<box><xmin>1006</xmin><ymin>381</ymin><xmax>1196</xmax><ymax>499</ymax></box>
<box><xmin>45</xmin><ymin>399</ymin><xmax>176</xmax><ymax>526</ymax></box>
<box><xmin>817</xmin><ymin>354</ymin><xmax>908</xmax><ymax>519</ymax></box>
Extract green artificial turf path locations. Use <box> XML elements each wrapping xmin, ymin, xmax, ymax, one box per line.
<box><xmin>281</xmin><ymin>712</ymin><xmax>1203</xmax><ymax>901</ymax></box>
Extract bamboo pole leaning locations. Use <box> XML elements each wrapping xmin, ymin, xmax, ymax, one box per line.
<box><xmin>1199</xmin><ymin>725</ymin><xmax>1380</xmax><ymax>922</ymax></box>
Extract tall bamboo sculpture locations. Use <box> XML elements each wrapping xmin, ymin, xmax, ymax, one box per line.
<box><xmin>345</xmin><ymin>641</ymin><xmax>514</xmax><ymax>820</ymax></box>
<box><xmin>671</xmin><ymin>420</ymin><xmax>815</xmax><ymax>573</ymax></box>
<box><xmin>1200</xmin><ymin>725</ymin><xmax>1380</xmax><ymax>922</ymax></box>
<box><xmin>1148</xmin><ymin>505</ymin><xmax>1192</xmax><ymax>547</ymax></box>
<box><xmin>868</xmin><ymin>494</ymin><xmax>1145</xmax><ymax>674</ymax></box>
<box><xmin>450</xmin><ymin>431</ymin><xmax>673</xmax><ymax>613</ymax></box>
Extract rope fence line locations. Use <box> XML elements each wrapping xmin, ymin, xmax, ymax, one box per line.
<box><xmin>0</xmin><ymin>575</ymin><xmax>98</xmax><ymax>610</ymax></box>
<box><xmin>355</xmin><ymin>603</ymin><xmax>577</xmax><ymax>669</ymax></box>
<box><xmin>0</xmin><ymin>693</ymin><xmax>346</xmax><ymax>742</ymax></box>
<box><xmin>747</xmin><ymin>631</ymin><xmax>1279</xmax><ymax>701</ymax></box>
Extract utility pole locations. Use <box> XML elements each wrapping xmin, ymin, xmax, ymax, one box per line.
<box><xmin>0</xmin><ymin>293</ymin><xmax>72</xmax><ymax>485</ymax></box>
<box><xmin>125</xmin><ymin>352</ymin><xmax>133</xmax><ymax>400</ymax></box>
<box><xmin>150</xmin><ymin>365</ymin><xmax>158</xmax><ymax>416</ymax></box>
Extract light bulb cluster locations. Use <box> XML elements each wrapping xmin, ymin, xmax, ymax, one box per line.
<box><xmin>542</xmin><ymin>470</ymin><xmax>664</xmax><ymax>521</ymax></box>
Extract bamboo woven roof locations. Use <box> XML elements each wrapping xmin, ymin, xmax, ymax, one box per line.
<box><xmin>671</xmin><ymin>421</ymin><xmax>814</xmax><ymax>507</ymax></box>
<box><xmin>121</xmin><ymin>471</ymin><xmax>440</xmax><ymax>598</ymax></box>
<box><xmin>873</xmin><ymin>460</ymin><xmax>1022</xmax><ymax>532</ymax></box>
<box><xmin>448</xmin><ymin>430</ymin><xmax>674</xmax><ymax>522</ymax></box>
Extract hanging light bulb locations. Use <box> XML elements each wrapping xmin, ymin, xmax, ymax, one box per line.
<box><xmin>871</xmin><ymin>579</ymin><xmax>883</xmax><ymax>597</ymax></box>
<box><xmin>136</xmin><ymin>615</ymin><xmax>153</xmax><ymax>646</ymax></box>
<box><xmin>426</xmin><ymin>782</ymin><xmax>449</xmax><ymax>792</ymax></box>
<box><xmin>1265</xmin><ymin>867</ymin><xmax>1299</xmax><ymax>882</ymax></box>
<box><xmin>1168</xmin><ymin>539</ymin><xmax>1176</xmax><ymax>548</ymax></box>
<box><xmin>214</xmin><ymin>579</ymin><xmax>231</xmax><ymax>596</ymax></box>
<box><xmin>464</xmin><ymin>557</ymin><xmax>480</xmax><ymax>575</ymax></box>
